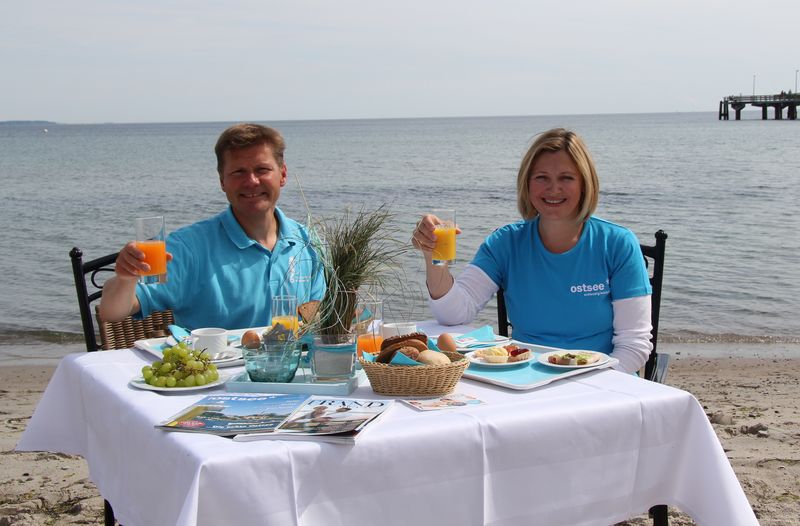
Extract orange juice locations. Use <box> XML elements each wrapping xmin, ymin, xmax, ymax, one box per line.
<box><xmin>271</xmin><ymin>315</ymin><xmax>299</xmax><ymax>335</ymax></box>
<box><xmin>357</xmin><ymin>333</ymin><xmax>384</xmax><ymax>358</ymax></box>
<box><xmin>135</xmin><ymin>240</ymin><xmax>167</xmax><ymax>276</ymax></box>
<box><xmin>432</xmin><ymin>226</ymin><xmax>457</xmax><ymax>262</ymax></box>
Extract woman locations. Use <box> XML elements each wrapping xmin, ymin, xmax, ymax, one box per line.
<box><xmin>412</xmin><ymin>128</ymin><xmax>652</xmax><ymax>373</ymax></box>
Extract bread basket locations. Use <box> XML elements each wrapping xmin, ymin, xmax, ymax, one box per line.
<box><xmin>358</xmin><ymin>351</ymin><xmax>469</xmax><ymax>396</ymax></box>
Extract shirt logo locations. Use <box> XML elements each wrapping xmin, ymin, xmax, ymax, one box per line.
<box><xmin>570</xmin><ymin>279</ymin><xmax>610</xmax><ymax>297</ymax></box>
<box><xmin>288</xmin><ymin>256</ymin><xmax>312</xmax><ymax>283</ymax></box>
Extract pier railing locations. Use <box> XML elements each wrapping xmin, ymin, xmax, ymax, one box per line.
<box><xmin>724</xmin><ymin>94</ymin><xmax>800</xmax><ymax>103</ymax></box>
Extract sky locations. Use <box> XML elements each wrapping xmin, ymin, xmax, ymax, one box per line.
<box><xmin>2</xmin><ymin>0</ymin><xmax>799</xmax><ymax>124</ymax></box>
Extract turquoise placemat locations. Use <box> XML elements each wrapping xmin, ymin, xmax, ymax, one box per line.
<box><xmin>463</xmin><ymin>354</ymin><xmax>618</xmax><ymax>390</ymax></box>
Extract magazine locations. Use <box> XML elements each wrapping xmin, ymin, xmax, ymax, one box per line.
<box><xmin>233</xmin><ymin>396</ymin><xmax>394</xmax><ymax>444</ymax></box>
<box><xmin>156</xmin><ymin>393</ymin><xmax>309</xmax><ymax>436</ymax></box>
<box><xmin>400</xmin><ymin>393</ymin><xmax>486</xmax><ymax>411</ymax></box>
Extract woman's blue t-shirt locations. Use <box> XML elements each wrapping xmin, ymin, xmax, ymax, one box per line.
<box><xmin>471</xmin><ymin>216</ymin><xmax>651</xmax><ymax>354</ymax></box>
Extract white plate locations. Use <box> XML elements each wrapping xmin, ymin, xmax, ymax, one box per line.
<box><xmin>537</xmin><ymin>350</ymin><xmax>609</xmax><ymax>369</ymax></box>
<box><xmin>465</xmin><ymin>350</ymin><xmax>535</xmax><ymax>367</ymax></box>
<box><xmin>454</xmin><ymin>335</ymin><xmax>512</xmax><ymax>352</ymax></box>
<box><xmin>210</xmin><ymin>347</ymin><xmax>243</xmax><ymax>365</ymax></box>
<box><xmin>129</xmin><ymin>373</ymin><xmax>229</xmax><ymax>392</ymax></box>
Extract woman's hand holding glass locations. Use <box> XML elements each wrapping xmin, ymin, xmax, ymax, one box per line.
<box><xmin>412</xmin><ymin>211</ymin><xmax>461</xmax><ymax>263</ymax></box>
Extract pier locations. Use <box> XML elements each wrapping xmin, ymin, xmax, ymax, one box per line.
<box><xmin>719</xmin><ymin>93</ymin><xmax>799</xmax><ymax>120</ymax></box>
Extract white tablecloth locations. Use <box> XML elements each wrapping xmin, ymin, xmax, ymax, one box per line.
<box><xmin>18</xmin><ymin>347</ymin><xmax>757</xmax><ymax>525</ymax></box>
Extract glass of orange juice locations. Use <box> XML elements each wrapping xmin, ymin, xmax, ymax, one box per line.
<box><xmin>271</xmin><ymin>295</ymin><xmax>299</xmax><ymax>336</ymax></box>
<box><xmin>355</xmin><ymin>300</ymin><xmax>383</xmax><ymax>358</ymax></box>
<box><xmin>135</xmin><ymin>216</ymin><xmax>167</xmax><ymax>284</ymax></box>
<box><xmin>431</xmin><ymin>209</ymin><xmax>456</xmax><ymax>266</ymax></box>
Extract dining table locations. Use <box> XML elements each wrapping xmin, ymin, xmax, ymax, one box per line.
<box><xmin>17</xmin><ymin>322</ymin><xmax>758</xmax><ymax>525</ymax></box>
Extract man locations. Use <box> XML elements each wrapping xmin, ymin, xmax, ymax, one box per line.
<box><xmin>99</xmin><ymin>123</ymin><xmax>325</xmax><ymax>330</ymax></box>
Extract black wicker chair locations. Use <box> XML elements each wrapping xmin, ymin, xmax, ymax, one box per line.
<box><xmin>69</xmin><ymin>247</ymin><xmax>174</xmax><ymax>526</ymax></box>
<box><xmin>495</xmin><ymin>230</ymin><xmax>669</xmax><ymax>525</ymax></box>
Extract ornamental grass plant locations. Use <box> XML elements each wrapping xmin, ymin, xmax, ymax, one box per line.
<box><xmin>304</xmin><ymin>205</ymin><xmax>409</xmax><ymax>344</ymax></box>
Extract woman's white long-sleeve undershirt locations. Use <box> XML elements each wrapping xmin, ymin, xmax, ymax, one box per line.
<box><xmin>428</xmin><ymin>264</ymin><xmax>652</xmax><ymax>374</ymax></box>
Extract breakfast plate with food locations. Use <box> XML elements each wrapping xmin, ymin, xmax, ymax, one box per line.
<box><xmin>537</xmin><ymin>350</ymin><xmax>609</xmax><ymax>369</ymax></box>
<box><xmin>466</xmin><ymin>345</ymin><xmax>534</xmax><ymax>367</ymax></box>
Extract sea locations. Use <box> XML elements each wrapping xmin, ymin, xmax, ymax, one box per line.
<box><xmin>2</xmin><ymin>112</ymin><xmax>799</xmax><ymax>365</ymax></box>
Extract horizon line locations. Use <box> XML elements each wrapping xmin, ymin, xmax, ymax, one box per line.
<box><xmin>1</xmin><ymin>109</ymin><xmax>726</xmax><ymax>127</ymax></box>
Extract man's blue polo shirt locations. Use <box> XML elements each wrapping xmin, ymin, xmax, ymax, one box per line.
<box><xmin>137</xmin><ymin>206</ymin><xmax>325</xmax><ymax>330</ymax></box>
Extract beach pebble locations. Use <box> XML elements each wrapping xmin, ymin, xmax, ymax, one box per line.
<box><xmin>709</xmin><ymin>412</ymin><xmax>734</xmax><ymax>425</ymax></box>
<box><xmin>740</xmin><ymin>423</ymin><xmax>768</xmax><ymax>436</ymax></box>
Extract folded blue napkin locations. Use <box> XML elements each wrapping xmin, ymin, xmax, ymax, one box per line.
<box><xmin>168</xmin><ymin>324</ymin><xmax>191</xmax><ymax>342</ymax></box>
<box><xmin>453</xmin><ymin>325</ymin><xmax>495</xmax><ymax>346</ymax></box>
<box><xmin>360</xmin><ymin>349</ymin><xmax>422</xmax><ymax>366</ymax></box>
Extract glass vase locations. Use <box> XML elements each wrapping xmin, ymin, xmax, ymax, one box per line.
<box><xmin>310</xmin><ymin>334</ymin><xmax>357</xmax><ymax>382</ymax></box>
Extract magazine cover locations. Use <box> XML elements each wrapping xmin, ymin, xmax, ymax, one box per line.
<box><xmin>400</xmin><ymin>393</ymin><xmax>486</xmax><ymax>411</ymax></box>
<box><xmin>157</xmin><ymin>393</ymin><xmax>309</xmax><ymax>436</ymax></box>
<box><xmin>233</xmin><ymin>396</ymin><xmax>393</xmax><ymax>444</ymax></box>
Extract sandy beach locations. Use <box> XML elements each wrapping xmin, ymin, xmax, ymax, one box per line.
<box><xmin>2</xmin><ymin>355</ymin><xmax>798</xmax><ymax>525</ymax></box>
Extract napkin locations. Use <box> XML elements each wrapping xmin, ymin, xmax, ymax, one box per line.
<box><xmin>360</xmin><ymin>349</ymin><xmax>422</xmax><ymax>366</ymax></box>
<box><xmin>168</xmin><ymin>324</ymin><xmax>191</xmax><ymax>342</ymax></box>
<box><xmin>453</xmin><ymin>325</ymin><xmax>495</xmax><ymax>346</ymax></box>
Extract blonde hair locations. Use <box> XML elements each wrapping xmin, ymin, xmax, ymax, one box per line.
<box><xmin>516</xmin><ymin>128</ymin><xmax>599</xmax><ymax>222</ymax></box>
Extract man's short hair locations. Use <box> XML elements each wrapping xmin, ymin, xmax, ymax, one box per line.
<box><xmin>214</xmin><ymin>123</ymin><xmax>286</xmax><ymax>174</ymax></box>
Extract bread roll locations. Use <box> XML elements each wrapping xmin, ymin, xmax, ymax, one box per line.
<box><xmin>297</xmin><ymin>300</ymin><xmax>320</xmax><ymax>323</ymax></box>
<box><xmin>380</xmin><ymin>332</ymin><xmax>428</xmax><ymax>357</ymax></box>
<box><xmin>417</xmin><ymin>349</ymin><xmax>451</xmax><ymax>365</ymax></box>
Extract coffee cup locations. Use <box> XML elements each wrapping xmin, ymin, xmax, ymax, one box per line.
<box><xmin>191</xmin><ymin>328</ymin><xmax>227</xmax><ymax>355</ymax></box>
<box><xmin>381</xmin><ymin>322</ymin><xmax>417</xmax><ymax>339</ymax></box>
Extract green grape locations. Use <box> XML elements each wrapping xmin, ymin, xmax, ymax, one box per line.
<box><xmin>142</xmin><ymin>341</ymin><xmax>224</xmax><ymax>388</ymax></box>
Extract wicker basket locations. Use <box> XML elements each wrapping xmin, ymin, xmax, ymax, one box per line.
<box><xmin>358</xmin><ymin>351</ymin><xmax>469</xmax><ymax>396</ymax></box>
